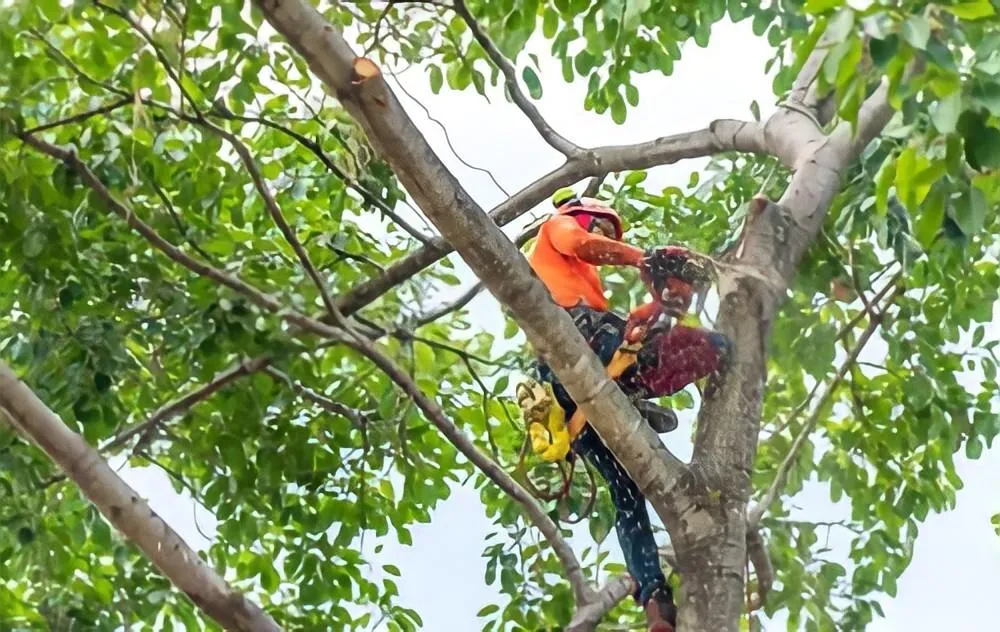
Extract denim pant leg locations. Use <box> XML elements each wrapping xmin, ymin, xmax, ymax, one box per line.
<box><xmin>572</xmin><ymin>425</ymin><xmax>666</xmax><ymax>604</ymax></box>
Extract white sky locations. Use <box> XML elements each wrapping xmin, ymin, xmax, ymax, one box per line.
<box><xmin>117</xmin><ymin>17</ymin><xmax>1000</xmax><ymax>632</ymax></box>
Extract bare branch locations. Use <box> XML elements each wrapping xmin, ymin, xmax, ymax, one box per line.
<box><xmin>263</xmin><ymin>366</ymin><xmax>365</xmax><ymax>428</ymax></box>
<box><xmin>566</xmin><ymin>575</ymin><xmax>635</xmax><ymax>632</ymax></box>
<box><xmin>101</xmin><ymin>356</ymin><xmax>273</xmax><ymax>454</ymax></box>
<box><xmin>452</xmin><ymin>0</ymin><xmax>580</xmax><ymax>157</ymax></box>
<box><xmin>23</xmin><ymin>97</ymin><xmax>132</xmax><ymax>134</ymax></box>
<box><xmin>0</xmin><ymin>361</ymin><xmax>281</xmax><ymax>632</ymax></box>
<box><xmin>746</xmin><ymin>526</ymin><xmax>773</xmax><ymax>611</ymax></box>
<box><xmin>748</xmin><ymin>282</ymin><xmax>901</xmax><ymax>527</ymax></box>
<box><xmin>412</xmin><ymin>281</ymin><xmax>483</xmax><ymax>328</ymax></box>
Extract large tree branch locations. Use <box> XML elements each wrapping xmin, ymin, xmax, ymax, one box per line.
<box><xmin>331</xmin><ymin>120</ymin><xmax>767</xmax><ymax>318</ymax></box>
<box><xmin>0</xmin><ymin>361</ymin><xmax>282</xmax><ymax>632</ymax></box>
<box><xmin>451</xmin><ymin>0</ymin><xmax>580</xmax><ymax>157</ymax></box>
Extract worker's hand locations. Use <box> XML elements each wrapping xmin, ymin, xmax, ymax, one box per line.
<box><xmin>625</xmin><ymin>301</ymin><xmax>661</xmax><ymax>344</ymax></box>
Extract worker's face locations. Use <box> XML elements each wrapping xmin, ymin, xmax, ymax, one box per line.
<box><xmin>587</xmin><ymin>215</ymin><xmax>617</xmax><ymax>239</ymax></box>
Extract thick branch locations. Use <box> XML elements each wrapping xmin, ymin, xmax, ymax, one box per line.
<box><xmin>452</xmin><ymin>0</ymin><xmax>579</xmax><ymax>157</ymax></box>
<box><xmin>566</xmin><ymin>575</ymin><xmax>635</xmax><ymax>632</ymax></box>
<box><xmin>0</xmin><ymin>361</ymin><xmax>281</xmax><ymax>632</ymax></box>
<box><xmin>254</xmin><ymin>2</ymin><xmax>691</xmax><ymax>529</ymax></box>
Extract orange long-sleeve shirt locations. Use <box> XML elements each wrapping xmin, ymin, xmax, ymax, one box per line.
<box><xmin>528</xmin><ymin>214</ymin><xmax>644</xmax><ymax>311</ymax></box>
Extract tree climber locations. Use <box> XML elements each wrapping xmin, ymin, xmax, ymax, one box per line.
<box><xmin>515</xmin><ymin>190</ymin><xmax>732</xmax><ymax>632</ymax></box>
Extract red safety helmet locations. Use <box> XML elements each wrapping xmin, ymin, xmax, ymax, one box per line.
<box><xmin>553</xmin><ymin>194</ymin><xmax>624</xmax><ymax>240</ymax></box>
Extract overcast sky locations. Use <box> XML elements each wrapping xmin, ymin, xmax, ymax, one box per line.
<box><xmin>118</xmin><ymin>17</ymin><xmax>1000</xmax><ymax>632</ymax></box>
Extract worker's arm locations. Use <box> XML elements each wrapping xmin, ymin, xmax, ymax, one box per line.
<box><xmin>546</xmin><ymin>215</ymin><xmax>645</xmax><ymax>266</ymax></box>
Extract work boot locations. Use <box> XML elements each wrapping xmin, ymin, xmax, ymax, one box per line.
<box><xmin>635</xmin><ymin>400</ymin><xmax>678</xmax><ymax>434</ymax></box>
<box><xmin>644</xmin><ymin>586</ymin><xmax>678</xmax><ymax>632</ymax></box>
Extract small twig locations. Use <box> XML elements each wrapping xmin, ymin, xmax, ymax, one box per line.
<box><xmin>412</xmin><ymin>281</ymin><xmax>483</xmax><ymax>328</ymax></box>
<box><xmin>386</xmin><ymin>71</ymin><xmax>510</xmax><ymax>197</ymax></box>
<box><xmin>769</xmin><ymin>271</ymin><xmax>900</xmax><ymax>437</ymax></box>
<box><xmin>211</xmin><ymin>122</ymin><xmax>341</xmax><ymax>320</ymax></box>
<box><xmin>22</xmin><ymin>97</ymin><xmax>132</xmax><ymax>134</ymax></box>
<box><xmin>452</xmin><ymin>0</ymin><xmax>580</xmax><ymax>157</ymax></box>
<box><xmin>262</xmin><ymin>366</ymin><xmax>365</xmax><ymax>429</ymax></box>
<box><xmin>149</xmin><ymin>177</ymin><xmax>218</xmax><ymax>264</ymax></box>
<box><xmin>326</xmin><ymin>244</ymin><xmax>386</xmax><ymax>272</ymax></box>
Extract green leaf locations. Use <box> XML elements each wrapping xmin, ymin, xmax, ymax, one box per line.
<box><xmin>916</xmin><ymin>184</ymin><xmax>946</xmax><ymax>248</ymax></box>
<box><xmin>477</xmin><ymin>604</ymin><xmax>500</xmax><ymax>617</ymax></box>
<box><xmin>966</xmin><ymin>437</ymin><xmax>983</xmax><ymax>459</ymax></box>
<box><xmin>931</xmin><ymin>89</ymin><xmax>962</xmax><ymax>134</ymax></box>
<box><xmin>970</xmin><ymin>81</ymin><xmax>1000</xmax><ymax>117</ymax></box>
<box><xmin>874</xmin><ymin>154</ymin><xmax>896</xmax><ymax>215</ymax></box>
<box><xmin>611</xmin><ymin>97</ymin><xmax>627</xmax><ymax>124</ymax></box>
<box><xmin>952</xmin><ymin>185</ymin><xmax>987</xmax><ymax>236</ymax></box>
<box><xmin>428</xmin><ymin>65</ymin><xmax>443</xmax><ymax>94</ymax></box>
<box><xmin>869</xmin><ymin>35</ymin><xmax>899</xmax><ymax>68</ymax></box>
<box><xmin>964</xmin><ymin>121</ymin><xmax>1000</xmax><ymax>171</ymax></box>
<box><xmin>805</xmin><ymin>0</ymin><xmax>843</xmax><ymax>14</ymax></box>
<box><xmin>623</xmin><ymin>0</ymin><xmax>651</xmax><ymax>31</ymax></box>
<box><xmin>521</xmin><ymin>67</ymin><xmax>543</xmax><ymax>100</ymax></box>
<box><xmin>901</xmin><ymin>16</ymin><xmax>931</xmax><ymax>50</ymax></box>
<box><xmin>943</xmin><ymin>0</ymin><xmax>995</xmax><ymax>20</ymax></box>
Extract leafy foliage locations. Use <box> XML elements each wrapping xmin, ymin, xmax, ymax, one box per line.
<box><xmin>1</xmin><ymin>0</ymin><xmax>999</xmax><ymax>631</ymax></box>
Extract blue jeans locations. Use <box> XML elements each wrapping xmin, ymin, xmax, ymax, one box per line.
<box><xmin>535</xmin><ymin>305</ymin><xmax>667</xmax><ymax>606</ymax></box>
